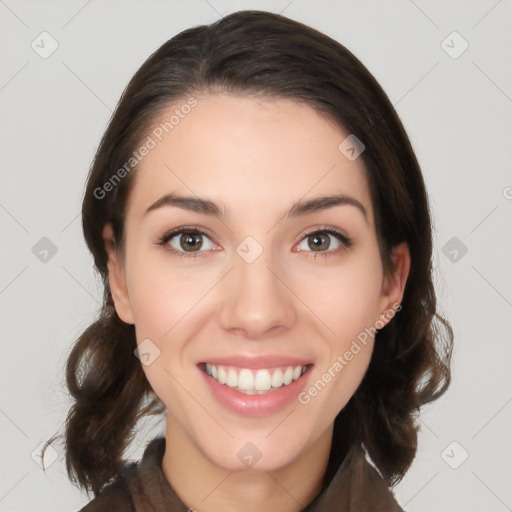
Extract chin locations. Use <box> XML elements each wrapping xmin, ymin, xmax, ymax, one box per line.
<box><xmin>198</xmin><ymin>431</ymin><xmax>311</xmax><ymax>472</ymax></box>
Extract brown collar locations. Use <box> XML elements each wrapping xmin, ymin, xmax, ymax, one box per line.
<box><xmin>100</xmin><ymin>436</ymin><xmax>404</xmax><ymax>511</ymax></box>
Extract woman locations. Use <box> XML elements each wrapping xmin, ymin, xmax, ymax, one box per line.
<box><xmin>44</xmin><ymin>10</ymin><xmax>453</xmax><ymax>511</ymax></box>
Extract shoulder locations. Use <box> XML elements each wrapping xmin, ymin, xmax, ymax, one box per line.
<box><xmin>77</xmin><ymin>437</ymin><xmax>169</xmax><ymax>512</ymax></box>
<box><xmin>306</xmin><ymin>443</ymin><xmax>405</xmax><ymax>512</ymax></box>
<box><xmin>349</xmin><ymin>445</ymin><xmax>406</xmax><ymax>512</ymax></box>
<box><xmin>77</xmin><ymin>462</ymin><xmax>138</xmax><ymax>511</ymax></box>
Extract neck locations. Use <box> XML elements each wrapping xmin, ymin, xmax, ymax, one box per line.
<box><xmin>161</xmin><ymin>414</ymin><xmax>333</xmax><ymax>512</ymax></box>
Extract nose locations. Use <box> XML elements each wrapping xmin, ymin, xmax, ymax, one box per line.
<box><xmin>218</xmin><ymin>249</ymin><xmax>297</xmax><ymax>339</ymax></box>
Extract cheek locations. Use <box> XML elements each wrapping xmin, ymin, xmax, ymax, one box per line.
<box><xmin>125</xmin><ymin>256</ymin><xmax>210</xmax><ymax>412</ymax></box>
<box><xmin>293</xmin><ymin>250</ymin><xmax>382</xmax><ymax>409</ymax></box>
<box><xmin>124</xmin><ymin>254</ymin><xmax>224</xmax><ymax>404</ymax></box>
<box><xmin>297</xmin><ymin>253</ymin><xmax>384</xmax><ymax>342</ymax></box>
<box><xmin>126</xmin><ymin>252</ymin><xmax>215</xmax><ymax>340</ymax></box>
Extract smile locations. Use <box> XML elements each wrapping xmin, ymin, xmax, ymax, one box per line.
<box><xmin>201</xmin><ymin>363</ymin><xmax>310</xmax><ymax>395</ymax></box>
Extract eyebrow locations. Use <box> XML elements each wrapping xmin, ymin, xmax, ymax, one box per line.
<box><xmin>144</xmin><ymin>192</ymin><xmax>368</xmax><ymax>223</ymax></box>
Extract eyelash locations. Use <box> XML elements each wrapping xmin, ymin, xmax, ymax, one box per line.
<box><xmin>156</xmin><ymin>225</ymin><xmax>352</xmax><ymax>260</ymax></box>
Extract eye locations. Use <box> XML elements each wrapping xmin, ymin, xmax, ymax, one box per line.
<box><xmin>156</xmin><ymin>225</ymin><xmax>352</xmax><ymax>260</ymax></box>
<box><xmin>296</xmin><ymin>227</ymin><xmax>352</xmax><ymax>256</ymax></box>
<box><xmin>157</xmin><ymin>227</ymin><xmax>217</xmax><ymax>257</ymax></box>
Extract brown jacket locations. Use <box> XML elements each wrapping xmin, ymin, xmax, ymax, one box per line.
<box><xmin>79</xmin><ymin>437</ymin><xmax>405</xmax><ymax>511</ymax></box>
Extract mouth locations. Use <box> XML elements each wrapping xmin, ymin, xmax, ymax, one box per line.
<box><xmin>199</xmin><ymin>362</ymin><xmax>312</xmax><ymax>395</ymax></box>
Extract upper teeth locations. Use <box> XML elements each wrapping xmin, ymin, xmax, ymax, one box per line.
<box><xmin>205</xmin><ymin>364</ymin><xmax>307</xmax><ymax>394</ymax></box>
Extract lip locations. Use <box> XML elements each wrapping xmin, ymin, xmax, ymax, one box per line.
<box><xmin>198</xmin><ymin>362</ymin><xmax>313</xmax><ymax>417</ymax></box>
<box><xmin>198</xmin><ymin>354</ymin><xmax>312</xmax><ymax>370</ymax></box>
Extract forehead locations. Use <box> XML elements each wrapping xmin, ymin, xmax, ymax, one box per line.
<box><xmin>126</xmin><ymin>94</ymin><xmax>373</xmax><ymax>225</ymax></box>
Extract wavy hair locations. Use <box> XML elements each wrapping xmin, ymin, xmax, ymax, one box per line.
<box><xmin>44</xmin><ymin>9</ymin><xmax>453</xmax><ymax>497</ymax></box>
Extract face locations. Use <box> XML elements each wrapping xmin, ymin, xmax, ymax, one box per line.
<box><xmin>104</xmin><ymin>93</ymin><xmax>409</xmax><ymax>472</ymax></box>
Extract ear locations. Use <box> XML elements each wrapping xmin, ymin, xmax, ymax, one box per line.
<box><xmin>103</xmin><ymin>223</ymin><xmax>134</xmax><ymax>325</ymax></box>
<box><xmin>377</xmin><ymin>242</ymin><xmax>411</xmax><ymax>326</ymax></box>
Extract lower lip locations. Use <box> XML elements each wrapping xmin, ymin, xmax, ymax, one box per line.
<box><xmin>199</xmin><ymin>366</ymin><xmax>312</xmax><ymax>417</ymax></box>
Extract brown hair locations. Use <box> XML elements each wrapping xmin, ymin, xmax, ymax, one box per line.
<box><xmin>44</xmin><ymin>9</ymin><xmax>453</xmax><ymax>497</ymax></box>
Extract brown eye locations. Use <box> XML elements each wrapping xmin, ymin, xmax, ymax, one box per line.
<box><xmin>297</xmin><ymin>229</ymin><xmax>350</xmax><ymax>254</ymax></box>
<box><xmin>179</xmin><ymin>233</ymin><xmax>204</xmax><ymax>252</ymax></box>
<box><xmin>160</xmin><ymin>229</ymin><xmax>216</xmax><ymax>254</ymax></box>
<box><xmin>307</xmin><ymin>233</ymin><xmax>331</xmax><ymax>251</ymax></box>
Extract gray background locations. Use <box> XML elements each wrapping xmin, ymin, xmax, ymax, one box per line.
<box><xmin>1</xmin><ymin>0</ymin><xmax>511</xmax><ymax>511</ymax></box>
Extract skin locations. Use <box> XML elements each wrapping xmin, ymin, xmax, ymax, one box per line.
<box><xmin>103</xmin><ymin>93</ymin><xmax>410</xmax><ymax>512</ymax></box>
